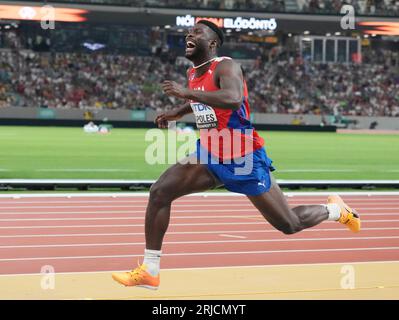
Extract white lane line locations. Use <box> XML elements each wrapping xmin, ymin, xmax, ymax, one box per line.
<box><xmin>0</xmin><ymin>205</ymin><xmax>150</xmax><ymax>209</ymax></box>
<box><xmin>0</xmin><ymin>247</ymin><xmax>398</xmax><ymax>262</ymax></box>
<box><xmin>0</xmin><ymin>209</ymin><xmax>398</xmax><ymax>216</ymax></box>
<box><xmin>0</xmin><ymin>222</ymin><xmax>267</xmax><ymax>229</ymax></box>
<box><xmin>0</xmin><ymin>204</ymin><xmax>398</xmax><ymax>210</ymax></box>
<box><xmin>0</xmin><ymin>215</ymin><xmax>257</xmax><ymax>221</ymax></box>
<box><xmin>290</xmin><ymin>201</ymin><xmax>399</xmax><ymax>204</ymax></box>
<box><xmin>1</xmin><ymin>236</ymin><xmax>397</xmax><ymax>249</ymax></box>
<box><xmin>0</xmin><ymin>202</ymin><xmax>397</xmax><ymax>209</ymax></box>
<box><xmin>1</xmin><ymin>260</ymin><xmax>399</xmax><ymax>277</ymax></box>
<box><xmin>218</xmin><ymin>234</ymin><xmax>247</xmax><ymax>239</ymax></box>
<box><xmin>1</xmin><ymin>192</ymin><xmax>399</xmax><ymax>198</ymax></box>
<box><xmin>0</xmin><ymin>212</ymin><xmax>397</xmax><ymax>218</ymax></box>
<box><xmin>0</xmin><ymin>198</ymin><xmax>399</xmax><ymax>209</ymax></box>
<box><xmin>0</xmin><ymin>227</ymin><xmax>398</xmax><ymax>238</ymax></box>
<box><xmin>1</xmin><ymin>197</ymin><xmax>399</xmax><ymax>203</ymax></box>
<box><xmin>35</xmin><ymin>169</ymin><xmax>138</xmax><ymax>172</ymax></box>
<box><xmin>278</xmin><ymin>169</ymin><xmax>399</xmax><ymax>173</ymax></box>
<box><xmin>1</xmin><ymin>199</ymin><xmax>399</xmax><ymax>205</ymax></box>
<box><xmin>1</xmin><ymin>199</ymin><xmax>398</xmax><ymax>205</ymax></box>
<box><xmin>0</xmin><ymin>209</ymin><xmax>256</xmax><ymax>214</ymax></box>
<box><xmin>0</xmin><ymin>220</ymin><xmax>398</xmax><ymax>229</ymax></box>
<box><xmin>1</xmin><ymin>214</ymin><xmax>399</xmax><ymax>222</ymax></box>
<box><xmin>278</xmin><ymin>169</ymin><xmax>358</xmax><ymax>172</ymax></box>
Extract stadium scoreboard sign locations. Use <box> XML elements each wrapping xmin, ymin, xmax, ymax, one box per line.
<box><xmin>176</xmin><ymin>15</ymin><xmax>277</xmax><ymax>31</ymax></box>
<box><xmin>358</xmin><ymin>21</ymin><xmax>399</xmax><ymax>36</ymax></box>
<box><xmin>0</xmin><ymin>4</ymin><xmax>87</xmax><ymax>22</ymax></box>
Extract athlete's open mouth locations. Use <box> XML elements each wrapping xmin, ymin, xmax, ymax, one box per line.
<box><xmin>186</xmin><ymin>41</ymin><xmax>196</xmax><ymax>49</ymax></box>
<box><xmin>185</xmin><ymin>40</ymin><xmax>197</xmax><ymax>56</ymax></box>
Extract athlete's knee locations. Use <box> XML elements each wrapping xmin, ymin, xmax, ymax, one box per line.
<box><xmin>274</xmin><ymin>216</ymin><xmax>302</xmax><ymax>235</ymax></box>
<box><xmin>149</xmin><ymin>182</ymin><xmax>173</xmax><ymax>207</ymax></box>
<box><xmin>277</xmin><ymin>223</ymin><xmax>299</xmax><ymax>235</ymax></box>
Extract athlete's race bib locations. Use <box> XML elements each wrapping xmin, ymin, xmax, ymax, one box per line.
<box><xmin>190</xmin><ymin>103</ymin><xmax>218</xmax><ymax>129</ymax></box>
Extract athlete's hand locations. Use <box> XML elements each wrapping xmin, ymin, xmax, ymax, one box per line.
<box><xmin>162</xmin><ymin>81</ymin><xmax>189</xmax><ymax>99</ymax></box>
<box><xmin>154</xmin><ymin>110</ymin><xmax>181</xmax><ymax>129</ymax></box>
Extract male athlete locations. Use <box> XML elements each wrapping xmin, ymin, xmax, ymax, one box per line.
<box><xmin>112</xmin><ymin>20</ymin><xmax>361</xmax><ymax>289</ymax></box>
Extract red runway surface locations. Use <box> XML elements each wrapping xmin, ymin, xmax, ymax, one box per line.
<box><xmin>0</xmin><ymin>193</ymin><xmax>398</xmax><ymax>275</ymax></box>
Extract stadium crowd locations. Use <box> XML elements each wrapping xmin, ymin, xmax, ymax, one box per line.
<box><xmin>0</xmin><ymin>51</ymin><xmax>186</xmax><ymax>111</ymax></box>
<box><xmin>41</xmin><ymin>0</ymin><xmax>399</xmax><ymax>15</ymax></box>
<box><xmin>248</xmin><ymin>50</ymin><xmax>399</xmax><ymax>117</ymax></box>
<box><xmin>299</xmin><ymin>0</ymin><xmax>399</xmax><ymax>15</ymax></box>
<box><xmin>0</xmin><ymin>49</ymin><xmax>398</xmax><ymax>117</ymax></box>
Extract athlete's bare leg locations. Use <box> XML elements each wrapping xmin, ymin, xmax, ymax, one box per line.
<box><xmin>247</xmin><ymin>174</ymin><xmax>328</xmax><ymax>234</ymax></box>
<box><xmin>145</xmin><ymin>155</ymin><xmax>221</xmax><ymax>250</ymax></box>
<box><xmin>111</xmin><ymin>155</ymin><xmax>221</xmax><ymax>287</ymax></box>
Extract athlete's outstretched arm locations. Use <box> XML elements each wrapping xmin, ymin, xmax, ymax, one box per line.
<box><xmin>162</xmin><ymin>59</ymin><xmax>243</xmax><ymax>110</ymax></box>
<box><xmin>154</xmin><ymin>102</ymin><xmax>193</xmax><ymax>128</ymax></box>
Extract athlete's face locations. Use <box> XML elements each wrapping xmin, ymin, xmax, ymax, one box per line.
<box><xmin>185</xmin><ymin>24</ymin><xmax>217</xmax><ymax>60</ymax></box>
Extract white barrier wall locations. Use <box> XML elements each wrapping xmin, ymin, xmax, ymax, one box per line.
<box><xmin>0</xmin><ymin>107</ymin><xmax>398</xmax><ymax>130</ymax></box>
<box><xmin>0</xmin><ymin>107</ymin><xmax>133</xmax><ymax>121</ymax></box>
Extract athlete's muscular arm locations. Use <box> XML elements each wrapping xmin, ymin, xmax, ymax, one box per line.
<box><xmin>162</xmin><ymin>59</ymin><xmax>243</xmax><ymax>110</ymax></box>
<box><xmin>154</xmin><ymin>102</ymin><xmax>192</xmax><ymax>128</ymax></box>
<box><xmin>155</xmin><ymin>69</ymin><xmax>194</xmax><ymax>129</ymax></box>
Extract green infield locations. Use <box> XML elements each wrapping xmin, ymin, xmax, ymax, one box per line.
<box><xmin>0</xmin><ymin>126</ymin><xmax>398</xmax><ymax>180</ymax></box>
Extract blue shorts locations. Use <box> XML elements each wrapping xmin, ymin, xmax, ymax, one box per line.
<box><xmin>195</xmin><ymin>140</ymin><xmax>275</xmax><ymax>196</ymax></box>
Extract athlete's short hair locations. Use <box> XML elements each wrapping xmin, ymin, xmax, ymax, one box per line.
<box><xmin>197</xmin><ymin>20</ymin><xmax>225</xmax><ymax>47</ymax></box>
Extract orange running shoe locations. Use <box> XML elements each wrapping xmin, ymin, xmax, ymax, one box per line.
<box><xmin>327</xmin><ymin>195</ymin><xmax>361</xmax><ymax>233</ymax></box>
<box><xmin>111</xmin><ymin>263</ymin><xmax>160</xmax><ymax>290</ymax></box>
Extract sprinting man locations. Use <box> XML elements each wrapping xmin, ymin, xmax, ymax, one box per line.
<box><xmin>112</xmin><ymin>20</ymin><xmax>361</xmax><ymax>289</ymax></box>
